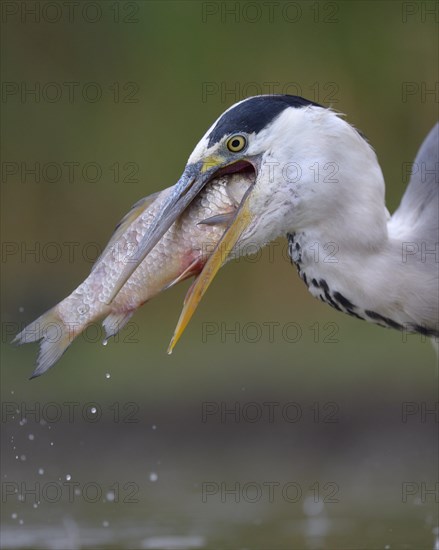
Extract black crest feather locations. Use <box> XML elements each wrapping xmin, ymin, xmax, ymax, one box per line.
<box><xmin>208</xmin><ymin>95</ymin><xmax>323</xmax><ymax>145</ymax></box>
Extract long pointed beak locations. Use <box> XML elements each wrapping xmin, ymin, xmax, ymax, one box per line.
<box><xmin>167</xmin><ymin>187</ymin><xmax>255</xmax><ymax>354</ymax></box>
<box><xmin>107</xmin><ymin>159</ymin><xmax>226</xmax><ymax>303</ymax></box>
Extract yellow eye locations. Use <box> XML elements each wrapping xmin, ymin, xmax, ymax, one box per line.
<box><xmin>226</xmin><ymin>134</ymin><xmax>247</xmax><ymax>153</ymax></box>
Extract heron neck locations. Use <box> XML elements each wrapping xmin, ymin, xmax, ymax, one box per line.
<box><xmin>287</xmin><ymin>229</ymin><xmax>439</xmax><ymax>337</ymax></box>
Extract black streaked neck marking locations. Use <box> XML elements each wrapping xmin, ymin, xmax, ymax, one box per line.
<box><xmin>286</xmin><ymin>233</ymin><xmax>439</xmax><ymax>337</ymax></box>
<box><xmin>287</xmin><ymin>231</ymin><xmax>365</xmax><ymax>317</ymax></box>
<box><xmin>208</xmin><ymin>95</ymin><xmax>323</xmax><ymax>146</ymax></box>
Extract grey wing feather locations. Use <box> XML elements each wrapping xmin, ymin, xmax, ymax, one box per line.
<box><xmin>387</xmin><ymin>124</ymin><xmax>438</xmax><ymax>337</ymax></box>
<box><xmin>389</xmin><ymin>123</ymin><xmax>438</xmax><ymax>244</ymax></box>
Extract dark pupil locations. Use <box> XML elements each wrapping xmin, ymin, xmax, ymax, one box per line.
<box><xmin>231</xmin><ymin>139</ymin><xmax>241</xmax><ymax>149</ymax></box>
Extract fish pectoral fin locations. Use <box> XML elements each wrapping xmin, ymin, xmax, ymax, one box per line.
<box><xmin>102</xmin><ymin>311</ymin><xmax>135</xmax><ymax>339</ymax></box>
<box><xmin>162</xmin><ymin>258</ymin><xmax>203</xmax><ymax>291</ymax></box>
<box><xmin>197</xmin><ymin>212</ymin><xmax>235</xmax><ymax>226</ymax></box>
<box><xmin>92</xmin><ymin>191</ymin><xmax>162</xmax><ymax>271</ymax></box>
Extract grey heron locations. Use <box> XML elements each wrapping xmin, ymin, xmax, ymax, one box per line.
<box><xmin>115</xmin><ymin>95</ymin><xmax>439</xmax><ymax>352</ymax></box>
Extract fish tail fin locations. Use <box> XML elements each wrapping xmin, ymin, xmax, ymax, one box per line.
<box><xmin>102</xmin><ymin>311</ymin><xmax>134</xmax><ymax>340</ymax></box>
<box><xmin>12</xmin><ymin>306</ymin><xmax>79</xmax><ymax>378</ymax></box>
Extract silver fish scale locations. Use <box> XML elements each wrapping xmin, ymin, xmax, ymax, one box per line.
<box><xmin>57</xmin><ymin>173</ymin><xmax>252</xmax><ymax>326</ymax></box>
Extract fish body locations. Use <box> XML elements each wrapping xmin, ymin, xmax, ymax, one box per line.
<box><xmin>14</xmin><ymin>173</ymin><xmax>252</xmax><ymax>377</ymax></box>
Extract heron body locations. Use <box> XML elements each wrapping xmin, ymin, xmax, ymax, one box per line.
<box><xmin>280</xmin><ymin>108</ymin><xmax>438</xmax><ymax>336</ymax></box>
<box><xmin>166</xmin><ymin>95</ymin><xmax>438</xmax><ymax>342</ymax></box>
<box><xmin>278</xmin><ymin>109</ymin><xmax>439</xmax><ymax>337</ymax></box>
<box><xmin>15</xmin><ymin>95</ymin><xmax>439</xmax><ymax>376</ymax></box>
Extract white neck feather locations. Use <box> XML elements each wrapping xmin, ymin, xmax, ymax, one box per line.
<box><xmin>245</xmin><ymin>108</ymin><xmax>438</xmax><ymax>335</ymax></box>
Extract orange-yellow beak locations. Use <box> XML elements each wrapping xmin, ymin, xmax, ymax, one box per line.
<box><xmin>167</xmin><ymin>194</ymin><xmax>254</xmax><ymax>353</ymax></box>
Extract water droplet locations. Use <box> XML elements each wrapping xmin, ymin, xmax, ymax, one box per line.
<box><xmin>50</xmin><ymin>442</ymin><xmax>54</xmax><ymax>446</ymax></box>
<box><xmin>106</xmin><ymin>491</ymin><xmax>115</xmax><ymax>502</ymax></box>
<box><xmin>102</xmin><ymin>520</ymin><xmax>109</xmax><ymax>527</ymax></box>
<box><xmin>90</xmin><ymin>407</ymin><xmax>97</xmax><ymax>414</ymax></box>
<box><xmin>149</xmin><ymin>472</ymin><xmax>158</xmax><ymax>482</ymax></box>
<box><xmin>28</xmin><ymin>434</ymin><xmax>34</xmax><ymax>441</ymax></box>
<box><xmin>65</xmin><ymin>474</ymin><xmax>71</xmax><ymax>481</ymax></box>
<box><xmin>11</xmin><ymin>513</ymin><xmax>17</xmax><ymax>519</ymax></box>
<box><xmin>33</xmin><ymin>503</ymin><xmax>38</xmax><ymax>509</ymax></box>
<box><xmin>20</xmin><ymin>455</ymin><xmax>26</xmax><ymax>462</ymax></box>
<box><xmin>105</xmin><ymin>372</ymin><xmax>111</xmax><ymax>379</ymax></box>
<box><xmin>38</xmin><ymin>468</ymin><xmax>44</xmax><ymax>475</ymax></box>
<box><xmin>10</xmin><ymin>390</ymin><xmax>14</xmax><ymax>395</ymax></box>
<box><xmin>302</xmin><ymin>494</ymin><xmax>324</xmax><ymax>516</ymax></box>
<box><xmin>103</xmin><ymin>339</ymin><xmax>108</xmax><ymax>347</ymax></box>
<box><xmin>18</xmin><ymin>306</ymin><xmax>24</xmax><ymax>313</ymax></box>
<box><xmin>19</xmin><ymin>519</ymin><xmax>24</xmax><ymax>525</ymax></box>
<box><xmin>152</xmin><ymin>425</ymin><xmax>157</xmax><ymax>430</ymax></box>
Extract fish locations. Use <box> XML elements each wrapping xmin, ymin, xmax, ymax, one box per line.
<box><xmin>13</xmin><ymin>172</ymin><xmax>253</xmax><ymax>378</ymax></box>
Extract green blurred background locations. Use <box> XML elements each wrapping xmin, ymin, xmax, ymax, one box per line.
<box><xmin>1</xmin><ymin>1</ymin><xmax>438</xmax><ymax>548</ymax></box>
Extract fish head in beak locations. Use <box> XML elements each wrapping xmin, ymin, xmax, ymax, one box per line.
<box><xmin>107</xmin><ymin>131</ymin><xmax>265</xmax><ymax>350</ymax></box>
<box><xmin>108</xmin><ymin>143</ymin><xmax>261</xmax><ymax>294</ymax></box>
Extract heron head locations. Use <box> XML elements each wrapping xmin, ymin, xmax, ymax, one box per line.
<box><xmin>182</xmin><ymin>94</ymin><xmax>382</xmax><ymax>252</ymax></box>
<box><xmin>176</xmin><ymin>95</ymin><xmax>343</xmax><ymax>257</ymax></box>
